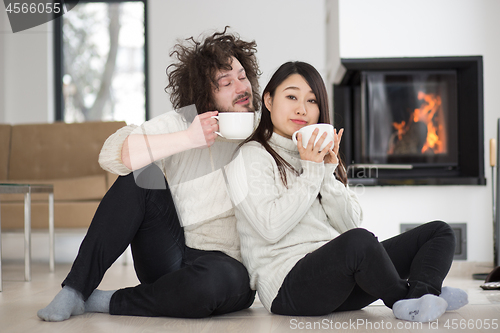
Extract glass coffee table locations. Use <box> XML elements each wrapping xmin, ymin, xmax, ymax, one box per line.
<box><xmin>0</xmin><ymin>183</ymin><xmax>54</xmax><ymax>291</ymax></box>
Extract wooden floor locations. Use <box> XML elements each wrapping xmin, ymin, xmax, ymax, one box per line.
<box><xmin>1</xmin><ymin>261</ymin><xmax>499</xmax><ymax>333</ymax></box>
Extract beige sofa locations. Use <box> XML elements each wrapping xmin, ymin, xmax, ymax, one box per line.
<box><xmin>0</xmin><ymin>121</ymin><xmax>126</xmax><ymax>230</ymax></box>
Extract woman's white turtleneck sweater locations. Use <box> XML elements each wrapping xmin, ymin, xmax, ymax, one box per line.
<box><xmin>225</xmin><ymin>132</ymin><xmax>363</xmax><ymax>311</ymax></box>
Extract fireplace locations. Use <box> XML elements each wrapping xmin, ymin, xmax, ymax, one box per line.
<box><xmin>334</xmin><ymin>56</ymin><xmax>485</xmax><ymax>185</ymax></box>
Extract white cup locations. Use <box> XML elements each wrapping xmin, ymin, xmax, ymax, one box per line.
<box><xmin>292</xmin><ymin>123</ymin><xmax>335</xmax><ymax>151</ymax></box>
<box><xmin>211</xmin><ymin>112</ymin><xmax>254</xmax><ymax>140</ymax></box>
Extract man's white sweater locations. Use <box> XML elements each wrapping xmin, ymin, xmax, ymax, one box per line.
<box><xmin>98</xmin><ymin>110</ymin><xmax>244</xmax><ymax>261</ymax></box>
<box><xmin>225</xmin><ymin>132</ymin><xmax>363</xmax><ymax>311</ymax></box>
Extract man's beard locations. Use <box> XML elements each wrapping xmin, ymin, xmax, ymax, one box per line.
<box><xmin>216</xmin><ymin>92</ymin><xmax>254</xmax><ymax>112</ymax></box>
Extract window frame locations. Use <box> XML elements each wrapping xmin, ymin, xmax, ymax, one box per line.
<box><xmin>53</xmin><ymin>0</ymin><xmax>149</xmax><ymax>122</ymax></box>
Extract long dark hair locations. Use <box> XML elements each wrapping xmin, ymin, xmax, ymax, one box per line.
<box><xmin>166</xmin><ymin>26</ymin><xmax>261</xmax><ymax>114</ymax></box>
<box><xmin>240</xmin><ymin>61</ymin><xmax>347</xmax><ymax>186</ymax></box>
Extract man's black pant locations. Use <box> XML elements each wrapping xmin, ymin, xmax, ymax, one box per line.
<box><xmin>62</xmin><ymin>171</ymin><xmax>255</xmax><ymax>318</ymax></box>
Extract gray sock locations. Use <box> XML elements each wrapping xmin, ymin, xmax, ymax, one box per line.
<box><xmin>440</xmin><ymin>286</ymin><xmax>468</xmax><ymax>311</ymax></box>
<box><xmin>37</xmin><ymin>286</ymin><xmax>85</xmax><ymax>322</ymax></box>
<box><xmin>84</xmin><ymin>289</ymin><xmax>116</xmax><ymax>313</ymax></box>
<box><xmin>393</xmin><ymin>294</ymin><xmax>448</xmax><ymax>322</ymax></box>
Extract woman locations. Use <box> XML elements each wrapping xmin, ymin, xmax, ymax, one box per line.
<box><xmin>225</xmin><ymin>61</ymin><xmax>467</xmax><ymax>322</ymax></box>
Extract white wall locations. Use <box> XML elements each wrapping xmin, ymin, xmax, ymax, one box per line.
<box><xmin>1</xmin><ymin>8</ymin><xmax>53</xmax><ymax>124</ymax></box>
<box><xmin>0</xmin><ymin>7</ymin><xmax>7</xmax><ymax>123</ymax></box>
<box><xmin>336</xmin><ymin>0</ymin><xmax>500</xmax><ymax>262</ymax></box>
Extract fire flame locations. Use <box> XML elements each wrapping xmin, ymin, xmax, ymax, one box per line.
<box><xmin>393</xmin><ymin>121</ymin><xmax>406</xmax><ymax>141</ymax></box>
<box><xmin>391</xmin><ymin>91</ymin><xmax>446</xmax><ymax>154</ymax></box>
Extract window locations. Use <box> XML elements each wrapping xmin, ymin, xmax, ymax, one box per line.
<box><xmin>54</xmin><ymin>0</ymin><xmax>148</xmax><ymax>124</ymax></box>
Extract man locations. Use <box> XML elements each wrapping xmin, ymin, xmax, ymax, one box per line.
<box><xmin>38</xmin><ymin>27</ymin><xmax>261</xmax><ymax>321</ymax></box>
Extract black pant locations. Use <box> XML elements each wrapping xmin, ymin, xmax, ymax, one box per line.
<box><xmin>271</xmin><ymin>222</ymin><xmax>456</xmax><ymax>316</ymax></box>
<box><xmin>62</xmin><ymin>171</ymin><xmax>255</xmax><ymax>318</ymax></box>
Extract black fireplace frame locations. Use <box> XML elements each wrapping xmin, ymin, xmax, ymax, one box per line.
<box><xmin>334</xmin><ymin>56</ymin><xmax>485</xmax><ymax>186</ymax></box>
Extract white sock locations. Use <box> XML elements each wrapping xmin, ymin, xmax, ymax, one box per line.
<box><xmin>440</xmin><ymin>286</ymin><xmax>468</xmax><ymax>311</ymax></box>
<box><xmin>37</xmin><ymin>286</ymin><xmax>85</xmax><ymax>322</ymax></box>
<box><xmin>84</xmin><ymin>289</ymin><xmax>116</xmax><ymax>313</ymax></box>
<box><xmin>393</xmin><ymin>294</ymin><xmax>448</xmax><ymax>322</ymax></box>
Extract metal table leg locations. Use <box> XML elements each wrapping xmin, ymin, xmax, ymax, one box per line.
<box><xmin>24</xmin><ymin>190</ymin><xmax>31</xmax><ymax>282</ymax></box>
<box><xmin>0</xmin><ymin>183</ymin><xmax>53</xmax><ymax>288</ymax></box>
<box><xmin>49</xmin><ymin>193</ymin><xmax>54</xmax><ymax>272</ymax></box>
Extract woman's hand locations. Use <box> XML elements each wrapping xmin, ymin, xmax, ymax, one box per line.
<box><xmin>324</xmin><ymin>128</ymin><xmax>343</xmax><ymax>164</ymax></box>
<box><xmin>186</xmin><ymin>111</ymin><xmax>219</xmax><ymax>148</ymax></box>
<box><xmin>297</xmin><ymin>128</ymin><xmax>333</xmax><ymax>163</ymax></box>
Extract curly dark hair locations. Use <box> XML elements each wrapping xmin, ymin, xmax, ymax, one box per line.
<box><xmin>165</xmin><ymin>27</ymin><xmax>261</xmax><ymax>114</ymax></box>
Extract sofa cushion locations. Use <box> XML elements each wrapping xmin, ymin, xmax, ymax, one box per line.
<box><xmin>0</xmin><ymin>124</ymin><xmax>11</xmax><ymax>180</ymax></box>
<box><xmin>8</xmin><ymin>121</ymin><xmax>126</xmax><ymax>181</ymax></box>
<box><xmin>0</xmin><ymin>175</ymin><xmax>108</xmax><ymax>202</ymax></box>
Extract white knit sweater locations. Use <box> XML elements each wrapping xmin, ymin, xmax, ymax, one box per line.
<box><xmin>98</xmin><ymin>110</ymin><xmax>249</xmax><ymax>262</ymax></box>
<box><xmin>225</xmin><ymin>132</ymin><xmax>363</xmax><ymax>311</ymax></box>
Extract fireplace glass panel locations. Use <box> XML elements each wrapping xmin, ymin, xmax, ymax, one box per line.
<box><xmin>362</xmin><ymin>71</ymin><xmax>458</xmax><ymax>166</ymax></box>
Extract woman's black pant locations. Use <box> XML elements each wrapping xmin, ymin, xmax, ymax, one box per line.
<box><xmin>62</xmin><ymin>171</ymin><xmax>255</xmax><ymax>318</ymax></box>
<box><xmin>271</xmin><ymin>222</ymin><xmax>456</xmax><ymax>316</ymax></box>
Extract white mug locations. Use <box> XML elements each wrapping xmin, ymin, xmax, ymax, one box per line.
<box><xmin>211</xmin><ymin>112</ymin><xmax>254</xmax><ymax>140</ymax></box>
<box><xmin>292</xmin><ymin>123</ymin><xmax>335</xmax><ymax>151</ymax></box>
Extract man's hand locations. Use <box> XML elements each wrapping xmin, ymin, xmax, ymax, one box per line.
<box><xmin>186</xmin><ymin>111</ymin><xmax>219</xmax><ymax>148</ymax></box>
